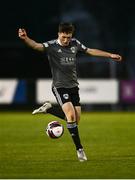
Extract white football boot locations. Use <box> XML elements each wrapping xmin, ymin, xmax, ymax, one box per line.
<box><xmin>32</xmin><ymin>101</ymin><xmax>52</xmax><ymax>115</ymax></box>
<box><xmin>77</xmin><ymin>148</ymin><xmax>87</xmax><ymax>162</ymax></box>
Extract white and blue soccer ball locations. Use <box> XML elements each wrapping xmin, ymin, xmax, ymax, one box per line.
<box><xmin>46</xmin><ymin>121</ymin><xmax>64</xmax><ymax>139</ymax></box>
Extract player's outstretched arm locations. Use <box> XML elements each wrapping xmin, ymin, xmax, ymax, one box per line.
<box><xmin>86</xmin><ymin>48</ymin><xmax>122</xmax><ymax>62</ymax></box>
<box><xmin>18</xmin><ymin>28</ymin><xmax>44</xmax><ymax>52</ymax></box>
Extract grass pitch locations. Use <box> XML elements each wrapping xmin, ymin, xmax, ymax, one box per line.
<box><xmin>0</xmin><ymin>111</ymin><xmax>135</xmax><ymax>179</ymax></box>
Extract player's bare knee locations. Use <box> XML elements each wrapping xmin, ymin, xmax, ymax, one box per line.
<box><xmin>76</xmin><ymin>117</ymin><xmax>80</xmax><ymax>124</ymax></box>
<box><xmin>66</xmin><ymin>113</ymin><xmax>76</xmax><ymax>123</ymax></box>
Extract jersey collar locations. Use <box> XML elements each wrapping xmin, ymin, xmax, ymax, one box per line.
<box><xmin>57</xmin><ymin>39</ymin><xmax>63</xmax><ymax>46</ymax></box>
<box><xmin>57</xmin><ymin>39</ymin><xmax>71</xmax><ymax>47</ymax></box>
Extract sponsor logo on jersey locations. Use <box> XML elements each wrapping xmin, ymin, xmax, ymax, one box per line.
<box><xmin>60</xmin><ymin>57</ymin><xmax>75</xmax><ymax>65</ymax></box>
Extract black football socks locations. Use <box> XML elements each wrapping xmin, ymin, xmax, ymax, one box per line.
<box><xmin>47</xmin><ymin>106</ymin><xmax>83</xmax><ymax>150</ymax></box>
<box><xmin>47</xmin><ymin>106</ymin><xmax>66</xmax><ymax>120</ymax></box>
<box><xmin>67</xmin><ymin>122</ymin><xmax>83</xmax><ymax>150</ymax></box>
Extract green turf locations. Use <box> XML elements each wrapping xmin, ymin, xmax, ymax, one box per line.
<box><xmin>0</xmin><ymin>111</ymin><xmax>135</xmax><ymax>179</ymax></box>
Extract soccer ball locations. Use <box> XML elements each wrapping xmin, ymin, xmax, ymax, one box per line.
<box><xmin>46</xmin><ymin>121</ymin><xmax>64</xmax><ymax>139</ymax></box>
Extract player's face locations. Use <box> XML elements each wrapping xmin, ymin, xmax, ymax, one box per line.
<box><xmin>58</xmin><ymin>32</ymin><xmax>72</xmax><ymax>46</ymax></box>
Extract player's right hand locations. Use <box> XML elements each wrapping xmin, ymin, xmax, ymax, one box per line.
<box><xmin>18</xmin><ymin>28</ymin><xmax>27</xmax><ymax>40</ymax></box>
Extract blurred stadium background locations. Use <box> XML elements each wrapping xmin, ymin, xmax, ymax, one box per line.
<box><xmin>0</xmin><ymin>0</ymin><xmax>135</xmax><ymax>179</ymax></box>
<box><xmin>0</xmin><ymin>0</ymin><xmax>135</xmax><ymax>111</ymax></box>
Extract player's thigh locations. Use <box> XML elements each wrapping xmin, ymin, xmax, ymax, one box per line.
<box><xmin>62</xmin><ymin>102</ymin><xmax>76</xmax><ymax>123</ymax></box>
<box><xmin>74</xmin><ymin>106</ymin><xmax>81</xmax><ymax>124</ymax></box>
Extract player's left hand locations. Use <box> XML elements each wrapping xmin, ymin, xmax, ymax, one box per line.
<box><xmin>110</xmin><ymin>54</ymin><xmax>122</xmax><ymax>61</ymax></box>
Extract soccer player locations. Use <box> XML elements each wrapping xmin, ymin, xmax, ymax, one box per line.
<box><xmin>18</xmin><ymin>22</ymin><xmax>122</xmax><ymax>162</ymax></box>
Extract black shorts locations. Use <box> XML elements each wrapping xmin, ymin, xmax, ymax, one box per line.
<box><xmin>52</xmin><ymin>86</ymin><xmax>80</xmax><ymax>106</ymax></box>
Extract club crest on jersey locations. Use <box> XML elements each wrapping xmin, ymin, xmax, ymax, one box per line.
<box><xmin>71</xmin><ymin>47</ymin><xmax>76</xmax><ymax>53</ymax></box>
<box><xmin>63</xmin><ymin>94</ymin><xmax>69</xmax><ymax>99</ymax></box>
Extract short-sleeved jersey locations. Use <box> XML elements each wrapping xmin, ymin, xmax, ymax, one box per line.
<box><xmin>43</xmin><ymin>38</ymin><xmax>87</xmax><ymax>88</ymax></box>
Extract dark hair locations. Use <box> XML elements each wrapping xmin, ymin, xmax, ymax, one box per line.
<box><xmin>58</xmin><ymin>22</ymin><xmax>75</xmax><ymax>34</ymax></box>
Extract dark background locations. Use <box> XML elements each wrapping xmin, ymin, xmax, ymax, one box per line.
<box><xmin>0</xmin><ymin>0</ymin><xmax>134</xmax><ymax>79</ymax></box>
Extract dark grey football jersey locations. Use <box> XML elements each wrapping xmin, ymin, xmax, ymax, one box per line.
<box><xmin>43</xmin><ymin>38</ymin><xmax>87</xmax><ymax>88</ymax></box>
